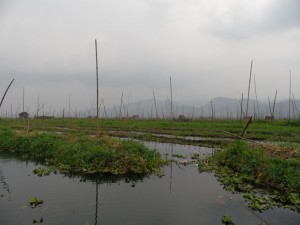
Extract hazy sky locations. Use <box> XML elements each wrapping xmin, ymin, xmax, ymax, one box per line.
<box><xmin>1</xmin><ymin>0</ymin><xmax>300</xmax><ymax>114</ymax></box>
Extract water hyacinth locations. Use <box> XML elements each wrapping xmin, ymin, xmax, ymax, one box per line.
<box><xmin>0</xmin><ymin>128</ymin><xmax>166</xmax><ymax>175</ymax></box>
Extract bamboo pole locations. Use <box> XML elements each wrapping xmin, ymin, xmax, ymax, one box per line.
<box><xmin>211</xmin><ymin>100</ymin><xmax>214</xmax><ymax>131</ymax></box>
<box><xmin>268</xmin><ymin>96</ymin><xmax>272</xmax><ymax>117</ymax></box>
<box><xmin>289</xmin><ymin>70</ymin><xmax>291</xmax><ymax>120</ymax></box>
<box><xmin>0</xmin><ymin>79</ymin><xmax>14</xmax><ymax>109</ymax></box>
<box><xmin>170</xmin><ymin>77</ymin><xmax>173</xmax><ymax>119</ymax></box>
<box><xmin>241</xmin><ymin>116</ymin><xmax>252</xmax><ymax>137</ymax></box>
<box><xmin>153</xmin><ymin>90</ymin><xmax>158</xmax><ymax>119</ymax></box>
<box><xmin>126</xmin><ymin>89</ymin><xmax>131</xmax><ymax>118</ymax></box>
<box><xmin>254</xmin><ymin>73</ymin><xmax>260</xmax><ymax>119</ymax></box>
<box><xmin>240</xmin><ymin>93</ymin><xmax>244</xmax><ymax>120</ymax></box>
<box><xmin>292</xmin><ymin>94</ymin><xmax>300</xmax><ymax>119</ymax></box>
<box><xmin>119</xmin><ymin>92</ymin><xmax>123</xmax><ymax>119</ymax></box>
<box><xmin>22</xmin><ymin>87</ymin><xmax>25</xmax><ymax>112</ymax></box>
<box><xmin>245</xmin><ymin>60</ymin><xmax>253</xmax><ymax>118</ymax></box>
<box><xmin>95</xmin><ymin>39</ymin><xmax>100</xmax><ymax>138</ymax></box>
<box><xmin>272</xmin><ymin>90</ymin><xmax>277</xmax><ymax>119</ymax></box>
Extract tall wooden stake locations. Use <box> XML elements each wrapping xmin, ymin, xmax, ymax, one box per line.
<box><xmin>240</xmin><ymin>93</ymin><xmax>244</xmax><ymax>120</ymax></box>
<box><xmin>211</xmin><ymin>100</ymin><xmax>214</xmax><ymax>132</ymax></box>
<box><xmin>254</xmin><ymin>74</ymin><xmax>260</xmax><ymax>119</ymax></box>
<box><xmin>289</xmin><ymin>70</ymin><xmax>291</xmax><ymax>120</ymax></box>
<box><xmin>245</xmin><ymin>60</ymin><xmax>253</xmax><ymax>118</ymax></box>
<box><xmin>170</xmin><ymin>77</ymin><xmax>173</xmax><ymax>119</ymax></box>
<box><xmin>153</xmin><ymin>91</ymin><xmax>158</xmax><ymax>119</ymax></box>
<box><xmin>95</xmin><ymin>39</ymin><xmax>100</xmax><ymax>138</ymax></box>
<box><xmin>22</xmin><ymin>87</ymin><xmax>25</xmax><ymax>112</ymax></box>
<box><xmin>272</xmin><ymin>90</ymin><xmax>277</xmax><ymax>119</ymax></box>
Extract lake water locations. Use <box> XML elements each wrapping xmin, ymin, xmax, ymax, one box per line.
<box><xmin>0</xmin><ymin>142</ymin><xmax>299</xmax><ymax>225</ymax></box>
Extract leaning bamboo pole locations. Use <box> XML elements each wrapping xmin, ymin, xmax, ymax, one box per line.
<box><xmin>0</xmin><ymin>79</ymin><xmax>14</xmax><ymax>110</ymax></box>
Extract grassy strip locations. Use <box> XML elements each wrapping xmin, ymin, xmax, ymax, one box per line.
<box><xmin>1</xmin><ymin>118</ymin><xmax>300</xmax><ymax>143</ymax></box>
<box><xmin>199</xmin><ymin>141</ymin><xmax>300</xmax><ymax>212</ymax></box>
<box><xmin>0</xmin><ymin>128</ymin><xmax>165</xmax><ymax>175</ymax></box>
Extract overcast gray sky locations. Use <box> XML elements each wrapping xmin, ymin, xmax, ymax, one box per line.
<box><xmin>1</xmin><ymin>0</ymin><xmax>300</xmax><ymax>114</ymax></box>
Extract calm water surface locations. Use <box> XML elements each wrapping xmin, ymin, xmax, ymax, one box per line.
<box><xmin>0</xmin><ymin>142</ymin><xmax>299</xmax><ymax>225</ymax></box>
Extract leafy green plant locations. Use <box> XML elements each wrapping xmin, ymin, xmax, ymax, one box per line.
<box><xmin>221</xmin><ymin>215</ymin><xmax>234</xmax><ymax>225</ymax></box>
<box><xmin>33</xmin><ymin>167</ymin><xmax>55</xmax><ymax>176</ymax></box>
<box><xmin>29</xmin><ymin>197</ymin><xmax>44</xmax><ymax>208</ymax></box>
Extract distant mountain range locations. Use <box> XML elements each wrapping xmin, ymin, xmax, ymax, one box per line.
<box><xmin>100</xmin><ymin>97</ymin><xmax>300</xmax><ymax>119</ymax></box>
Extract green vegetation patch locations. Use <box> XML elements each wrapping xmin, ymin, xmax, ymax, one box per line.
<box><xmin>29</xmin><ymin>197</ymin><xmax>44</xmax><ymax>208</ymax></box>
<box><xmin>199</xmin><ymin>141</ymin><xmax>300</xmax><ymax>212</ymax></box>
<box><xmin>221</xmin><ymin>215</ymin><xmax>235</xmax><ymax>225</ymax></box>
<box><xmin>0</xmin><ymin>128</ymin><xmax>165</xmax><ymax>175</ymax></box>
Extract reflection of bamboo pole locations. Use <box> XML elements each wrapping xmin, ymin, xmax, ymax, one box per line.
<box><xmin>95</xmin><ymin>182</ymin><xmax>99</xmax><ymax>225</ymax></box>
<box><xmin>169</xmin><ymin>143</ymin><xmax>173</xmax><ymax>194</ymax></box>
<box><xmin>0</xmin><ymin>79</ymin><xmax>14</xmax><ymax>109</ymax></box>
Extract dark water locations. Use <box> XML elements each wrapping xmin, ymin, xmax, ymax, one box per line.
<box><xmin>0</xmin><ymin>142</ymin><xmax>299</xmax><ymax>225</ymax></box>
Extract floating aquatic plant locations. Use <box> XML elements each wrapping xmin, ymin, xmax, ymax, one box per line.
<box><xmin>29</xmin><ymin>197</ymin><xmax>44</xmax><ymax>208</ymax></box>
<box><xmin>221</xmin><ymin>215</ymin><xmax>234</xmax><ymax>225</ymax></box>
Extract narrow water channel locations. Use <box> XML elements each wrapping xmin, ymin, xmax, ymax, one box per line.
<box><xmin>0</xmin><ymin>142</ymin><xmax>299</xmax><ymax>225</ymax></box>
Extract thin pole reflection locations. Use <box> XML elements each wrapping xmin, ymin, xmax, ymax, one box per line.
<box><xmin>95</xmin><ymin>181</ymin><xmax>99</xmax><ymax>225</ymax></box>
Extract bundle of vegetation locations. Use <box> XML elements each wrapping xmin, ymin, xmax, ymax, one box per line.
<box><xmin>199</xmin><ymin>141</ymin><xmax>300</xmax><ymax>212</ymax></box>
<box><xmin>0</xmin><ymin>128</ymin><xmax>165</xmax><ymax>175</ymax></box>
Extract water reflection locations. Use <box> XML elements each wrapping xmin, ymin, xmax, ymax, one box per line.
<box><xmin>0</xmin><ymin>143</ymin><xmax>299</xmax><ymax>225</ymax></box>
<box><xmin>95</xmin><ymin>182</ymin><xmax>99</xmax><ymax>225</ymax></box>
<box><xmin>169</xmin><ymin>143</ymin><xmax>173</xmax><ymax>194</ymax></box>
<box><xmin>0</xmin><ymin>166</ymin><xmax>11</xmax><ymax>200</ymax></box>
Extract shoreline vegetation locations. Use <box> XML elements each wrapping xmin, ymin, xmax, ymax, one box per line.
<box><xmin>0</xmin><ymin>118</ymin><xmax>299</xmax><ymax>212</ymax></box>
<box><xmin>199</xmin><ymin>141</ymin><xmax>300</xmax><ymax>212</ymax></box>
